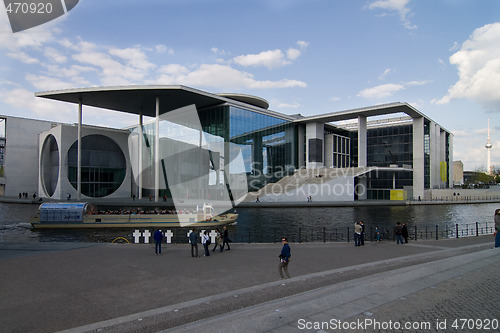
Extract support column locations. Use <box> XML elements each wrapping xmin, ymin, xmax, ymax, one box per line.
<box><xmin>305</xmin><ymin>122</ymin><xmax>324</xmax><ymax>169</ymax></box>
<box><xmin>138</xmin><ymin>112</ymin><xmax>143</xmax><ymax>199</ymax></box>
<box><xmin>77</xmin><ymin>100</ymin><xmax>82</xmax><ymax>200</ymax></box>
<box><xmin>154</xmin><ymin>97</ymin><xmax>160</xmax><ymax>203</ymax></box>
<box><xmin>413</xmin><ymin>117</ymin><xmax>424</xmax><ymax>200</ymax></box>
<box><xmin>358</xmin><ymin>115</ymin><xmax>367</xmax><ymax>168</ymax></box>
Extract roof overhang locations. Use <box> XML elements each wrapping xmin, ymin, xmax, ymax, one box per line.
<box><xmin>35</xmin><ymin>85</ymin><xmax>233</xmax><ymax>117</ymax></box>
<box><xmin>293</xmin><ymin>102</ymin><xmax>424</xmax><ymax>124</ymax></box>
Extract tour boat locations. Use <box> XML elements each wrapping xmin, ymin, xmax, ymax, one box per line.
<box><xmin>31</xmin><ymin>202</ymin><xmax>238</xmax><ymax>229</ymax></box>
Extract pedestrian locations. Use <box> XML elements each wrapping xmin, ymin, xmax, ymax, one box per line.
<box><xmin>360</xmin><ymin>221</ymin><xmax>365</xmax><ymax>245</ymax></box>
<box><xmin>222</xmin><ymin>226</ymin><xmax>231</xmax><ymax>251</ymax></box>
<box><xmin>212</xmin><ymin>228</ymin><xmax>222</xmax><ymax>252</ymax></box>
<box><xmin>153</xmin><ymin>228</ymin><xmax>163</xmax><ymax>255</ymax></box>
<box><xmin>375</xmin><ymin>226</ymin><xmax>381</xmax><ymax>242</ymax></box>
<box><xmin>402</xmin><ymin>223</ymin><xmax>409</xmax><ymax>243</ymax></box>
<box><xmin>189</xmin><ymin>228</ymin><xmax>199</xmax><ymax>257</ymax></box>
<box><xmin>256</xmin><ymin>196</ymin><xmax>260</xmax><ymax>202</ymax></box>
<box><xmin>354</xmin><ymin>221</ymin><xmax>362</xmax><ymax>246</ymax></box>
<box><xmin>202</xmin><ymin>230</ymin><xmax>210</xmax><ymax>256</ymax></box>
<box><xmin>278</xmin><ymin>237</ymin><xmax>291</xmax><ymax>279</ymax></box>
<box><xmin>394</xmin><ymin>222</ymin><xmax>403</xmax><ymax>244</ymax></box>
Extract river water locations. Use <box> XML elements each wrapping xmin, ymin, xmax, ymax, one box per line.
<box><xmin>0</xmin><ymin>202</ymin><xmax>497</xmax><ymax>243</ymax></box>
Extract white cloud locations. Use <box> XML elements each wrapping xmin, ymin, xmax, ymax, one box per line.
<box><xmin>435</xmin><ymin>23</ymin><xmax>500</xmax><ymax>110</ymax></box>
<box><xmin>297</xmin><ymin>40</ymin><xmax>309</xmax><ymax>48</ymax></box>
<box><xmin>233</xmin><ymin>41</ymin><xmax>308</xmax><ymax>69</ymax></box>
<box><xmin>153</xmin><ymin>63</ymin><xmax>307</xmax><ymax>89</ymax></box>
<box><xmin>233</xmin><ymin>49</ymin><xmax>289</xmax><ymax>69</ymax></box>
<box><xmin>155</xmin><ymin>44</ymin><xmax>174</xmax><ymax>55</ymax></box>
<box><xmin>358</xmin><ymin>79</ymin><xmax>429</xmax><ymax>99</ymax></box>
<box><xmin>449</xmin><ymin>41</ymin><xmax>459</xmax><ymax>52</ymax></box>
<box><xmin>378</xmin><ymin>68</ymin><xmax>392</xmax><ymax>80</ymax></box>
<box><xmin>452</xmin><ymin>127</ymin><xmax>499</xmax><ymax>171</ymax></box>
<box><xmin>7</xmin><ymin>51</ymin><xmax>39</xmax><ymax>64</ymax></box>
<box><xmin>358</xmin><ymin>83</ymin><xmax>404</xmax><ymax>98</ymax></box>
<box><xmin>44</xmin><ymin>47</ymin><xmax>67</xmax><ymax>63</ymax></box>
<box><xmin>0</xmin><ymin>88</ymin><xmax>74</xmax><ymax>120</ymax></box>
<box><xmin>277</xmin><ymin>102</ymin><xmax>301</xmax><ymax>108</ymax></box>
<box><xmin>367</xmin><ymin>0</ymin><xmax>417</xmax><ymax>30</ymax></box>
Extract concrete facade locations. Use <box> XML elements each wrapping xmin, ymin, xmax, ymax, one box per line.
<box><xmin>38</xmin><ymin>124</ymin><xmax>132</xmax><ymax>200</ymax></box>
<box><xmin>1</xmin><ymin>116</ymin><xmax>56</xmax><ymax>197</ymax></box>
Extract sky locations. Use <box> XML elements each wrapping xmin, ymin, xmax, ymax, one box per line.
<box><xmin>0</xmin><ymin>0</ymin><xmax>499</xmax><ymax>172</ymax></box>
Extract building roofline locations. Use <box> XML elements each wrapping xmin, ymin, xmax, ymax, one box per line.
<box><xmin>35</xmin><ymin>85</ymin><xmax>295</xmax><ymax>121</ymax></box>
<box><xmin>294</xmin><ymin>102</ymin><xmax>452</xmax><ymax>134</ymax></box>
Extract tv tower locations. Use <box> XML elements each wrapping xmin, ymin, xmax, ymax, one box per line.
<box><xmin>485</xmin><ymin>119</ymin><xmax>493</xmax><ymax>175</ymax></box>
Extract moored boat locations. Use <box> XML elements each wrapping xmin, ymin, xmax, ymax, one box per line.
<box><xmin>31</xmin><ymin>202</ymin><xmax>238</xmax><ymax>229</ymax></box>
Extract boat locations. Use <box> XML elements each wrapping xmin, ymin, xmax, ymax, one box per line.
<box><xmin>30</xmin><ymin>202</ymin><xmax>238</xmax><ymax>229</ymax></box>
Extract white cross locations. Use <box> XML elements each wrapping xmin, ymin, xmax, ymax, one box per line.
<box><xmin>142</xmin><ymin>230</ymin><xmax>151</xmax><ymax>243</ymax></box>
<box><xmin>209</xmin><ymin>229</ymin><xmax>217</xmax><ymax>243</ymax></box>
<box><xmin>165</xmin><ymin>230</ymin><xmax>174</xmax><ymax>244</ymax></box>
<box><xmin>132</xmin><ymin>230</ymin><xmax>142</xmax><ymax>243</ymax></box>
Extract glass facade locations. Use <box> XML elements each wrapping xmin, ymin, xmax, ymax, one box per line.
<box><xmin>424</xmin><ymin>119</ymin><xmax>431</xmax><ymax>189</ymax></box>
<box><xmin>68</xmin><ymin>135</ymin><xmax>126</xmax><ymax>198</ymax></box>
<box><xmin>351</xmin><ymin>123</ymin><xmax>414</xmax><ymax>198</ymax></box>
<box><xmin>134</xmin><ymin>104</ymin><xmax>298</xmax><ymax>200</ymax></box>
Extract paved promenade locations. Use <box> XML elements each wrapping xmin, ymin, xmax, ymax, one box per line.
<box><xmin>0</xmin><ymin>236</ymin><xmax>498</xmax><ymax>332</ymax></box>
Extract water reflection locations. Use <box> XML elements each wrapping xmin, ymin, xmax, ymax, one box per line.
<box><xmin>0</xmin><ymin>202</ymin><xmax>497</xmax><ymax>243</ymax></box>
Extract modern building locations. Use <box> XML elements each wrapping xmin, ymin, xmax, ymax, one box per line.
<box><xmin>1</xmin><ymin>85</ymin><xmax>453</xmax><ymax>202</ymax></box>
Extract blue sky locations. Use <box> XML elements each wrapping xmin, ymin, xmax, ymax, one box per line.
<box><xmin>0</xmin><ymin>0</ymin><xmax>499</xmax><ymax>171</ymax></box>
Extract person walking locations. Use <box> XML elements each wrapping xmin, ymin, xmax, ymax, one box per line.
<box><xmin>222</xmin><ymin>226</ymin><xmax>231</xmax><ymax>251</ymax></box>
<box><xmin>212</xmin><ymin>228</ymin><xmax>222</xmax><ymax>252</ymax></box>
<box><xmin>278</xmin><ymin>237</ymin><xmax>291</xmax><ymax>279</ymax></box>
<box><xmin>402</xmin><ymin>223</ymin><xmax>409</xmax><ymax>243</ymax></box>
<box><xmin>202</xmin><ymin>230</ymin><xmax>210</xmax><ymax>256</ymax></box>
<box><xmin>189</xmin><ymin>228</ymin><xmax>199</xmax><ymax>257</ymax></box>
<box><xmin>375</xmin><ymin>226</ymin><xmax>381</xmax><ymax>242</ymax></box>
<box><xmin>354</xmin><ymin>221</ymin><xmax>362</xmax><ymax>246</ymax></box>
<box><xmin>394</xmin><ymin>222</ymin><xmax>404</xmax><ymax>244</ymax></box>
<box><xmin>153</xmin><ymin>228</ymin><xmax>163</xmax><ymax>255</ymax></box>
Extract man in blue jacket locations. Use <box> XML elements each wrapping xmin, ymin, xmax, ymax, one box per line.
<box><xmin>153</xmin><ymin>229</ymin><xmax>163</xmax><ymax>255</ymax></box>
<box><xmin>279</xmin><ymin>237</ymin><xmax>291</xmax><ymax>279</ymax></box>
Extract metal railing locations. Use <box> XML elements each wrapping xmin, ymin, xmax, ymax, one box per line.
<box><xmin>229</xmin><ymin>221</ymin><xmax>496</xmax><ymax>244</ymax></box>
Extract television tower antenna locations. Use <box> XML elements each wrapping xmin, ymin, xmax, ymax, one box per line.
<box><xmin>485</xmin><ymin>119</ymin><xmax>493</xmax><ymax>175</ymax></box>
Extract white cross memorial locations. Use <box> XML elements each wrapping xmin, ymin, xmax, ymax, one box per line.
<box><xmin>209</xmin><ymin>229</ymin><xmax>217</xmax><ymax>243</ymax></box>
<box><xmin>133</xmin><ymin>230</ymin><xmax>142</xmax><ymax>243</ymax></box>
<box><xmin>165</xmin><ymin>230</ymin><xmax>174</xmax><ymax>244</ymax></box>
<box><xmin>142</xmin><ymin>230</ymin><xmax>151</xmax><ymax>243</ymax></box>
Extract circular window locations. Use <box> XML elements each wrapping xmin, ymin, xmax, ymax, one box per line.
<box><xmin>67</xmin><ymin>135</ymin><xmax>126</xmax><ymax>198</ymax></box>
<box><xmin>40</xmin><ymin>135</ymin><xmax>59</xmax><ymax>197</ymax></box>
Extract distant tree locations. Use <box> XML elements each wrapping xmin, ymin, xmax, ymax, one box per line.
<box><xmin>469</xmin><ymin>166</ymin><xmax>495</xmax><ymax>186</ymax></box>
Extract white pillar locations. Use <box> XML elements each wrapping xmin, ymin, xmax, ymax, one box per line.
<box><xmin>412</xmin><ymin>117</ymin><xmax>424</xmax><ymax>200</ymax></box>
<box><xmin>358</xmin><ymin>115</ymin><xmax>367</xmax><ymax>168</ymax></box>
<box><xmin>77</xmin><ymin>100</ymin><xmax>82</xmax><ymax>200</ymax></box>
<box><xmin>305</xmin><ymin>122</ymin><xmax>324</xmax><ymax>169</ymax></box>
<box><xmin>138</xmin><ymin>112</ymin><xmax>143</xmax><ymax>199</ymax></box>
<box><xmin>155</xmin><ymin>97</ymin><xmax>160</xmax><ymax>202</ymax></box>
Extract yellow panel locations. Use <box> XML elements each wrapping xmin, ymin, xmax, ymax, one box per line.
<box><xmin>390</xmin><ymin>190</ymin><xmax>405</xmax><ymax>200</ymax></box>
<box><xmin>440</xmin><ymin>161</ymin><xmax>447</xmax><ymax>182</ymax></box>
